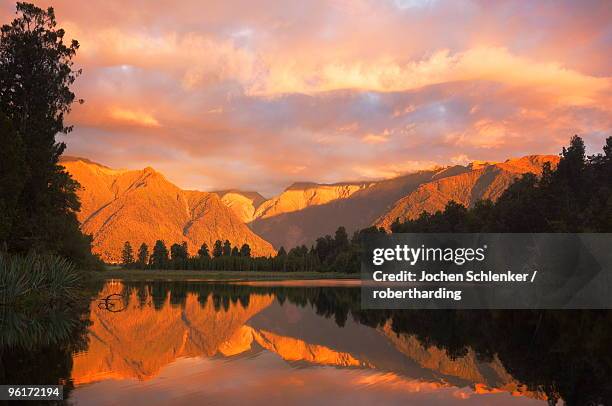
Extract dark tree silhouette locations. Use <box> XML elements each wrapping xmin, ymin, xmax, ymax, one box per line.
<box><xmin>222</xmin><ymin>240</ymin><xmax>231</xmax><ymax>257</ymax></box>
<box><xmin>121</xmin><ymin>241</ymin><xmax>134</xmax><ymax>265</ymax></box>
<box><xmin>137</xmin><ymin>243</ymin><xmax>149</xmax><ymax>266</ymax></box>
<box><xmin>0</xmin><ymin>3</ymin><xmax>93</xmax><ymax>264</ymax></box>
<box><xmin>0</xmin><ymin>113</ymin><xmax>25</xmax><ymax>242</ymax></box>
<box><xmin>197</xmin><ymin>243</ymin><xmax>210</xmax><ymax>258</ymax></box>
<box><xmin>212</xmin><ymin>240</ymin><xmax>223</xmax><ymax>258</ymax></box>
<box><xmin>170</xmin><ymin>242</ymin><xmax>188</xmax><ymax>262</ymax></box>
<box><xmin>150</xmin><ymin>240</ymin><xmax>169</xmax><ymax>268</ymax></box>
<box><xmin>239</xmin><ymin>243</ymin><xmax>251</xmax><ymax>258</ymax></box>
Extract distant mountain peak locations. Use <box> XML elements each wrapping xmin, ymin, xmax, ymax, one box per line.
<box><xmin>60</xmin><ymin>155</ymin><xmax>112</xmax><ymax>169</ymax></box>
<box><xmin>62</xmin><ymin>159</ymin><xmax>275</xmax><ymax>262</ymax></box>
<box><xmin>64</xmin><ymin>153</ymin><xmax>560</xmax><ymax>251</ymax></box>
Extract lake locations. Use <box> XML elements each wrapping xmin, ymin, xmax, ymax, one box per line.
<box><xmin>3</xmin><ymin>279</ymin><xmax>611</xmax><ymax>405</ymax></box>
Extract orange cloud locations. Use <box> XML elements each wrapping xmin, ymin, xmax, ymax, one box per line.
<box><xmin>25</xmin><ymin>0</ymin><xmax>608</xmax><ymax>194</ymax></box>
<box><xmin>361</xmin><ymin>130</ymin><xmax>390</xmax><ymax>144</ymax></box>
<box><xmin>248</xmin><ymin>47</ymin><xmax>611</xmax><ymax>105</ymax></box>
<box><xmin>353</xmin><ymin>160</ymin><xmax>440</xmax><ymax>179</ymax></box>
<box><xmin>445</xmin><ymin>119</ymin><xmax>512</xmax><ymax>149</ymax></box>
<box><xmin>109</xmin><ymin>107</ymin><xmax>160</xmax><ymax>127</ymax></box>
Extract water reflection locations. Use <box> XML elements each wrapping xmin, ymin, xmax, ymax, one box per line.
<box><xmin>3</xmin><ymin>280</ymin><xmax>612</xmax><ymax>405</ymax></box>
<box><xmin>70</xmin><ymin>281</ymin><xmax>545</xmax><ymax>405</ymax></box>
<box><xmin>0</xmin><ymin>291</ymin><xmax>90</xmax><ymax>404</ymax></box>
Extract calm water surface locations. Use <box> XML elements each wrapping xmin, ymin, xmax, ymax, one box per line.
<box><xmin>68</xmin><ymin>280</ymin><xmax>545</xmax><ymax>405</ymax></box>
<box><xmin>5</xmin><ymin>279</ymin><xmax>611</xmax><ymax>405</ymax></box>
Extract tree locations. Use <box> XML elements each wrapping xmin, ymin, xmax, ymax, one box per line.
<box><xmin>197</xmin><ymin>243</ymin><xmax>210</xmax><ymax>258</ymax></box>
<box><xmin>334</xmin><ymin>226</ymin><xmax>349</xmax><ymax>251</ymax></box>
<box><xmin>276</xmin><ymin>246</ymin><xmax>287</xmax><ymax>257</ymax></box>
<box><xmin>121</xmin><ymin>241</ymin><xmax>134</xmax><ymax>265</ymax></box>
<box><xmin>212</xmin><ymin>240</ymin><xmax>223</xmax><ymax>258</ymax></box>
<box><xmin>0</xmin><ymin>3</ymin><xmax>92</xmax><ymax>264</ymax></box>
<box><xmin>222</xmin><ymin>240</ymin><xmax>232</xmax><ymax>256</ymax></box>
<box><xmin>170</xmin><ymin>242</ymin><xmax>188</xmax><ymax>262</ymax></box>
<box><xmin>150</xmin><ymin>240</ymin><xmax>169</xmax><ymax>268</ymax></box>
<box><xmin>239</xmin><ymin>243</ymin><xmax>251</xmax><ymax>258</ymax></box>
<box><xmin>231</xmin><ymin>246</ymin><xmax>240</xmax><ymax>256</ymax></box>
<box><xmin>137</xmin><ymin>243</ymin><xmax>149</xmax><ymax>266</ymax></box>
<box><xmin>314</xmin><ymin>235</ymin><xmax>334</xmax><ymax>263</ymax></box>
<box><xmin>0</xmin><ymin>113</ymin><xmax>25</xmax><ymax>242</ymax></box>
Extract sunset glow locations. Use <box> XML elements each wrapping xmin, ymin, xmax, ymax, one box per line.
<box><xmin>4</xmin><ymin>0</ymin><xmax>609</xmax><ymax>195</ymax></box>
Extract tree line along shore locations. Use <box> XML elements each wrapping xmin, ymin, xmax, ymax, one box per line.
<box><xmin>117</xmin><ymin>134</ymin><xmax>612</xmax><ymax>273</ymax></box>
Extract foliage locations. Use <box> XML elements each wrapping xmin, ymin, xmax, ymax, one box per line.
<box><xmin>137</xmin><ymin>243</ymin><xmax>149</xmax><ymax>266</ymax></box>
<box><xmin>123</xmin><ymin>227</ymin><xmax>385</xmax><ymax>273</ymax></box>
<box><xmin>197</xmin><ymin>243</ymin><xmax>210</xmax><ymax>258</ymax></box>
<box><xmin>0</xmin><ymin>252</ymin><xmax>82</xmax><ymax>308</ymax></box>
<box><xmin>0</xmin><ymin>114</ymin><xmax>26</xmax><ymax>243</ymax></box>
<box><xmin>0</xmin><ymin>2</ymin><xmax>95</xmax><ymax>266</ymax></box>
<box><xmin>150</xmin><ymin>240</ymin><xmax>169</xmax><ymax>268</ymax></box>
<box><xmin>222</xmin><ymin>240</ymin><xmax>232</xmax><ymax>256</ymax></box>
<box><xmin>239</xmin><ymin>243</ymin><xmax>251</xmax><ymax>257</ymax></box>
<box><xmin>121</xmin><ymin>241</ymin><xmax>134</xmax><ymax>265</ymax></box>
<box><xmin>212</xmin><ymin>240</ymin><xmax>223</xmax><ymax>258</ymax></box>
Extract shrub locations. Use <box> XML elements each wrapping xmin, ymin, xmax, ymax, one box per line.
<box><xmin>0</xmin><ymin>253</ymin><xmax>82</xmax><ymax>308</ymax></box>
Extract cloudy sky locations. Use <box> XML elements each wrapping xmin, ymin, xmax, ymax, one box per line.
<box><xmin>2</xmin><ymin>0</ymin><xmax>610</xmax><ymax>195</ymax></box>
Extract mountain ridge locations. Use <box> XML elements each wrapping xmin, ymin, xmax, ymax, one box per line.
<box><xmin>62</xmin><ymin>154</ymin><xmax>559</xmax><ymax>254</ymax></box>
<box><xmin>61</xmin><ymin>158</ymin><xmax>275</xmax><ymax>262</ymax></box>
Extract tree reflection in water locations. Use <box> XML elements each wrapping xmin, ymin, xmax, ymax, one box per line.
<box><xmin>0</xmin><ymin>293</ymin><xmax>92</xmax><ymax>405</ymax></box>
<box><xmin>2</xmin><ymin>280</ymin><xmax>612</xmax><ymax>406</ymax></box>
<box><xmin>113</xmin><ymin>281</ymin><xmax>612</xmax><ymax>406</ymax></box>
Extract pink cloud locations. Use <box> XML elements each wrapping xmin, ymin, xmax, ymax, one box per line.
<box><xmin>5</xmin><ymin>0</ymin><xmax>607</xmax><ymax>194</ymax></box>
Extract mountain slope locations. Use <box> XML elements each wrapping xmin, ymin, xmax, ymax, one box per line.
<box><xmin>249</xmin><ymin>156</ymin><xmax>557</xmax><ymax>249</ymax></box>
<box><xmin>212</xmin><ymin>190</ymin><xmax>267</xmax><ymax>223</ymax></box>
<box><xmin>62</xmin><ymin>154</ymin><xmax>559</xmax><ymax>256</ymax></box>
<box><xmin>254</xmin><ymin>182</ymin><xmax>372</xmax><ymax>220</ymax></box>
<box><xmin>375</xmin><ymin>155</ymin><xmax>559</xmax><ymax>229</ymax></box>
<box><xmin>61</xmin><ymin>158</ymin><xmax>275</xmax><ymax>262</ymax></box>
<box><xmin>249</xmin><ymin>169</ymin><xmax>460</xmax><ymax>249</ymax></box>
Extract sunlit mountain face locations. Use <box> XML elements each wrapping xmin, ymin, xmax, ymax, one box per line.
<box><xmin>61</xmin><ymin>154</ymin><xmax>559</xmax><ymax>256</ymax></box>
<box><xmin>67</xmin><ymin>281</ymin><xmax>550</xmax><ymax>405</ymax></box>
<box><xmin>4</xmin><ymin>0</ymin><xmax>607</xmax><ymax>195</ymax></box>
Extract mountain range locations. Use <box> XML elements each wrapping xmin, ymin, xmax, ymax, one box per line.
<box><xmin>61</xmin><ymin>154</ymin><xmax>558</xmax><ymax>262</ymax></box>
<box><xmin>60</xmin><ymin>158</ymin><xmax>275</xmax><ymax>262</ymax></box>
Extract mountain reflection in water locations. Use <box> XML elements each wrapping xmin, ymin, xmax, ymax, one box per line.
<box><xmin>68</xmin><ymin>281</ymin><xmax>546</xmax><ymax>406</ymax></box>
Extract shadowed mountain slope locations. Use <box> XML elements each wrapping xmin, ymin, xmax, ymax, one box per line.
<box><xmin>249</xmin><ymin>169</ymin><xmax>462</xmax><ymax>249</ymax></box>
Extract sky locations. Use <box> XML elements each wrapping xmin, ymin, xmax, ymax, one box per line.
<box><xmin>2</xmin><ymin>0</ymin><xmax>610</xmax><ymax>195</ymax></box>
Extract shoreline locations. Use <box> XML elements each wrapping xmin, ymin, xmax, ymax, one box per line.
<box><xmin>90</xmin><ymin>268</ymin><xmax>359</xmax><ymax>282</ymax></box>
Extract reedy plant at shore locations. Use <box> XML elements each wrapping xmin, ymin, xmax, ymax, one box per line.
<box><xmin>0</xmin><ymin>253</ymin><xmax>82</xmax><ymax>308</ymax></box>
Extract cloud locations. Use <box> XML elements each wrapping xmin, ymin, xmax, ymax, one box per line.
<box><xmin>20</xmin><ymin>0</ymin><xmax>607</xmax><ymax>195</ymax></box>
<box><xmin>445</xmin><ymin>119</ymin><xmax>511</xmax><ymax>149</ymax></box>
<box><xmin>248</xmin><ymin>47</ymin><xmax>610</xmax><ymax>105</ymax></box>
<box><xmin>353</xmin><ymin>160</ymin><xmax>440</xmax><ymax>179</ymax></box>
<box><xmin>108</xmin><ymin>107</ymin><xmax>160</xmax><ymax>127</ymax></box>
<box><xmin>450</xmin><ymin>154</ymin><xmax>471</xmax><ymax>166</ymax></box>
<box><xmin>361</xmin><ymin>130</ymin><xmax>390</xmax><ymax>144</ymax></box>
